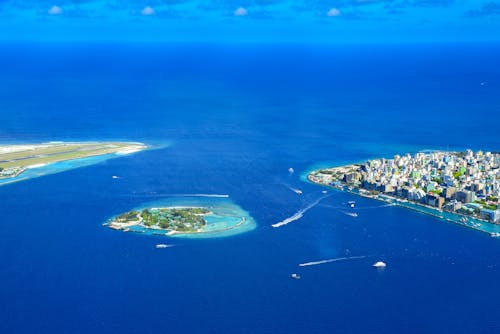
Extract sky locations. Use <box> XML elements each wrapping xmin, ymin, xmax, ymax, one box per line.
<box><xmin>0</xmin><ymin>1</ymin><xmax>499</xmax><ymax>43</ymax></box>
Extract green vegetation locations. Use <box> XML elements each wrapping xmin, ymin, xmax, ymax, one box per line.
<box><xmin>116</xmin><ymin>211</ymin><xmax>140</xmax><ymax>222</ymax></box>
<box><xmin>429</xmin><ymin>189</ymin><xmax>443</xmax><ymax>195</ymax></box>
<box><xmin>431</xmin><ymin>177</ymin><xmax>442</xmax><ymax>184</ymax></box>
<box><xmin>473</xmin><ymin>200</ymin><xmax>498</xmax><ymax>211</ymax></box>
<box><xmin>114</xmin><ymin>207</ymin><xmax>210</xmax><ymax>232</ymax></box>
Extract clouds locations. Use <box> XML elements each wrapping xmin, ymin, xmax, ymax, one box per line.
<box><xmin>48</xmin><ymin>5</ymin><xmax>63</xmax><ymax>15</ymax></box>
<box><xmin>0</xmin><ymin>0</ymin><xmax>497</xmax><ymax>30</ymax></box>
<box><xmin>465</xmin><ymin>2</ymin><xmax>500</xmax><ymax>17</ymax></box>
<box><xmin>326</xmin><ymin>8</ymin><xmax>341</xmax><ymax>17</ymax></box>
<box><xmin>234</xmin><ymin>6</ymin><xmax>248</xmax><ymax>16</ymax></box>
<box><xmin>141</xmin><ymin>6</ymin><xmax>155</xmax><ymax>15</ymax></box>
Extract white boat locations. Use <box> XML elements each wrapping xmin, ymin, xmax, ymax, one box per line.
<box><xmin>291</xmin><ymin>273</ymin><xmax>301</xmax><ymax>279</ymax></box>
<box><xmin>112</xmin><ymin>175</ymin><xmax>120</xmax><ymax>179</ymax></box>
<box><xmin>293</xmin><ymin>189</ymin><xmax>303</xmax><ymax>195</ymax></box>
<box><xmin>321</xmin><ymin>190</ymin><xmax>328</xmax><ymax>194</ymax></box>
<box><xmin>288</xmin><ymin>167</ymin><xmax>294</xmax><ymax>174</ymax></box>
<box><xmin>155</xmin><ymin>244</ymin><xmax>173</xmax><ymax>249</ymax></box>
<box><xmin>348</xmin><ymin>201</ymin><xmax>355</xmax><ymax>208</ymax></box>
<box><xmin>490</xmin><ymin>233</ymin><xmax>500</xmax><ymax>238</ymax></box>
<box><xmin>372</xmin><ymin>261</ymin><xmax>386</xmax><ymax>268</ymax></box>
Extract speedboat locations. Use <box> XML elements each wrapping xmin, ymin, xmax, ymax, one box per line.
<box><xmin>155</xmin><ymin>244</ymin><xmax>173</xmax><ymax>249</ymax></box>
<box><xmin>291</xmin><ymin>273</ymin><xmax>301</xmax><ymax>280</ymax></box>
<box><xmin>372</xmin><ymin>261</ymin><xmax>387</xmax><ymax>268</ymax></box>
<box><xmin>348</xmin><ymin>201</ymin><xmax>355</xmax><ymax>208</ymax></box>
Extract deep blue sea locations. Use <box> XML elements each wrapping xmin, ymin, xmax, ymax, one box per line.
<box><xmin>1</xmin><ymin>43</ymin><xmax>499</xmax><ymax>334</ymax></box>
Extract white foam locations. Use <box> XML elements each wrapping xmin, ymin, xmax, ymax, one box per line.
<box><xmin>272</xmin><ymin>195</ymin><xmax>329</xmax><ymax>228</ymax></box>
<box><xmin>299</xmin><ymin>255</ymin><xmax>368</xmax><ymax>267</ymax></box>
<box><xmin>341</xmin><ymin>211</ymin><xmax>358</xmax><ymax>217</ymax></box>
<box><xmin>173</xmin><ymin>194</ymin><xmax>230</xmax><ymax>198</ymax></box>
<box><xmin>283</xmin><ymin>184</ymin><xmax>303</xmax><ymax>195</ymax></box>
<box><xmin>27</xmin><ymin>163</ymin><xmax>48</xmax><ymax>169</ymax></box>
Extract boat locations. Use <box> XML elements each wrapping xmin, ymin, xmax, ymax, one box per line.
<box><xmin>112</xmin><ymin>175</ymin><xmax>120</xmax><ymax>179</ymax></box>
<box><xmin>288</xmin><ymin>167</ymin><xmax>294</xmax><ymax>174</ymax></box>
<box><xmin>155</xmin><ymin>244</ymin><xmax>173</xmax><ymax>249</ymax></box>
<box><xmin>291</xmin><ymin>273</ymin><xmax>301</xmax><ymax>280</ymax></box>
<box><xmin>348</xmin><ymin>201</ymin><xmax>355</xmax><ymax>208</ymax></box>
<box><xmin>321</xmin><ymin>190</ymin><xmax>328</xmax><ymax>194</ymax></box>
<box><xmin>490</xmin><ymin>232</ymin><xmax>500</xmax><ymax>238</ymax></box>
<box><xmin>293</xmin><ymin>189</ymin><xmax>303</xmax><ymax>195</ymax></box>
<box><xmin>372</xmin><ymin>261</ymin><xmax>387</xmax><ymax>268</ymax></box>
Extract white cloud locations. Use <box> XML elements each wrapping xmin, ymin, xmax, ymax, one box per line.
<box><xmin>326</xmin><ymin>8</ymin><xmax>341</xmax><ymax>17</ymax></box>
<box><xmin>234</xmin><ymin>7</ymin><xmax>248</xmax><ymax>16</ymax></box>
<box><xmin>141</xmin><ymin>6</ymin><xmax>155</xmax><ymax>16</ymax></box>
<box><xmin>48</xmin><ymin>5</ymin><xmax>63</xmax><ymax>15</ymax></box>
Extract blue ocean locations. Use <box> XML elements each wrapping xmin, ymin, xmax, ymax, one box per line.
<box><xmin>1</xmin><ymin>43</ymin><xmax>499</xmax><ymax>333</ymax></box>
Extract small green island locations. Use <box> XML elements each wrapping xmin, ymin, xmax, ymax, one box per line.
<box><xmin>106</xmin><ymin>197</ymin><xmax>256</xmax><ymax>237</ymax></box>
<box><xmin>109</xmin><ymin>207</ymin><xmax>215</xmax><ymax>234</ymax></box>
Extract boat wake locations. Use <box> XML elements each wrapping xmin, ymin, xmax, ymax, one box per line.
<box><xmin>321</xmin><ymin>203</ymin><xmax>393</xmax><ymax>211</ymax></box>
<box><xmin>341</xmin><ymin>211</ymin><xmax>358</xmax><ymax>217</ymax></box>
<box><xmin>172</xmin><ymin>194</ymin><xmax>230</xmax><ymax>198</ymax></box>
<box><xmin>272</xmin><ymin>195</ymin><xmax>330</xmax><ymax>228</ymax></box>
<box><xmin>299</xmin><ymin>255</ymin><xmax>369</xmax><ymax>267</ymax></box>
<box><xmin>128</xmin><ymin>193</ymin><xmax>230</xmax><ymax>198</ymax></box>
<box><xmin>282</xmin><ymin>183</ymin><xmax>303</xmax><ymax>195</ymax></box>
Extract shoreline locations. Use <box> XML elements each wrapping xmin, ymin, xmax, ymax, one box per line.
<box><xmin>307</xmin><ymin>173</ymin><xmax>500</xmax><ymax>236</ymax></box>
<box><xmin>107</xmin><ymin>205</ymin><xmax>249</xmax><ymax>237</ymax></box>
<box><xmin>0</xmin><ymin>141</ymin><xmax>149</xmax><ymax>186</ymax></box>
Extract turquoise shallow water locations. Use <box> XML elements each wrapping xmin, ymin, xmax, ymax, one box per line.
<box><xmin>1</xmin><ymin>43</ymin><xmax>500</xmax><ymax>334</ymax></box>
<box><xmin>109</xmin><ymin>196</ymin><xmax>257</xmax><ymax>238</ymax></box>
<box><xmin>0</xmin><ymin>152</ymin><xmax>129</xmax><ymax>186</ymax></box>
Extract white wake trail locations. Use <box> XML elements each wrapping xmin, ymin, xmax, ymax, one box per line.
<box><xmin>174</xmin><ymin>194</ymin><xmax>230</xmax><ymax>198</ymax></box>
<box><xmin>272</xmin><ymin>195</ymin><xmax>329</xmax><ymax>228</ymax></box>
<box><xmin>299</xmin><ymin>255</ymin><xmax>369</xmax><ymax>267</ymax></box>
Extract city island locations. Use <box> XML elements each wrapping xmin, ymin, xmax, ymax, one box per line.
<box><xmin>308</xmin><ymin>150</ymin><xmax>500</xmax><ymax>236</ymax></box>
<box><xmin>0</xmin><ymin>141</ymin><xmax>147</xmax><ymax>185</ymax></box>
<box><xmin>105</xmin><ymin>197</ymin><xmax>257</xmax><ymax>238</ymax></box>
